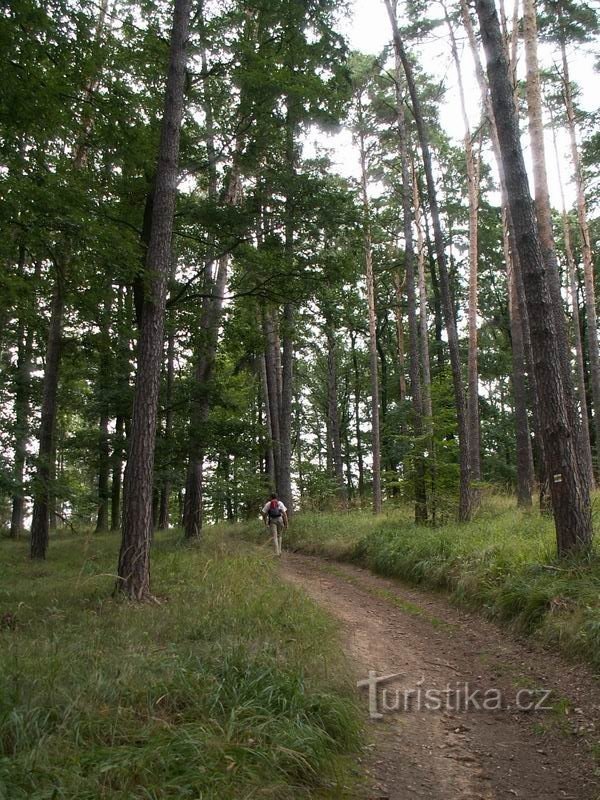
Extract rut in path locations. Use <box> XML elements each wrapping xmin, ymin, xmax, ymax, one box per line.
<box><xmin>281</xmin><ymin>553</ymin><xmax>600</xmax><ymax>800</ymax></box>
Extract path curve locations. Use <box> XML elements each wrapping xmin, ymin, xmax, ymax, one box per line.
<box><xmin>281</xmin><ymin>552</ymin><xmax>600</xmax><ymax>800</ymax></box>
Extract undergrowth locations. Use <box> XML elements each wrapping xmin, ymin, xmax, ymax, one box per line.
<box><xmin>0</xmin><ymin>529</ymin><xmax>361</xmax><ymax>799</ymax></box>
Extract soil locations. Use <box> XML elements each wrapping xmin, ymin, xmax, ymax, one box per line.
<box><xmin>281</xmin><ymin>552</ymin><xmax>600</xmax><ymax>800</ymax></box>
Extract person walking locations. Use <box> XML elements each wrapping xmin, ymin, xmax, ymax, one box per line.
<box><xmin>262</xmin><ymin>493</ymin><xmax>288</xmax><ymax>556</ymax></box>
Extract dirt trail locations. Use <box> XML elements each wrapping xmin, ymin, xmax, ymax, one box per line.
<box><xmin>281</xmin><ymin>553</ymin><xmax>600</xmax><ymax>800</ymax></box>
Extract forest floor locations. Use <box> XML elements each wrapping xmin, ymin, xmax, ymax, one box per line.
<box><xmin>281</xmin><ymin>551</ymin><xmax>600</xmax><ymax>800</ymax></box>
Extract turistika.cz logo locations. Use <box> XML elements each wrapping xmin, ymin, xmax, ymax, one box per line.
<box><xmin>357</xmin><ymin>671</ymin><xmax>553</xmax><ymax>719</ymax></box>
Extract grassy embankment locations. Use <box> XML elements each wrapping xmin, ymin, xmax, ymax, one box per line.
<box><xmin>0</xmin><ymin>529</ymin><xmax>361</xmax><ymax>800</ymax></box>
<box><xmin>239</xmin><ymin>494</ymin><xmax>600</xmax><ymax>669</ymax></box>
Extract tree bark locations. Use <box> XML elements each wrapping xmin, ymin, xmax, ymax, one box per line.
<box><xmin>385</xmin><ymin>0</ymin><xmax>471</xmax><ymax>521</ymax></box>
<box><xmin>117</xmin><ymin>0</ymin><xmax>192</xmax><ymax>596</ymax></box>
<box><xmin>476</xmin><ymin>0</ymin><xmax>592</xmax><ymax>554</ymax></box>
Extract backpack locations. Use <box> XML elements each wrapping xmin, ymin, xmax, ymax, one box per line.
<box><xmin>268</xmin><ymin>500</ymin><xmax>282</xmax><ymax>519</ymax></box>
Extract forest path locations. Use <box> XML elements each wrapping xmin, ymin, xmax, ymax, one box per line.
<box><xmin>280</xmin><ymin>552</ymin><xmax>600</xmax><ymax>800</ymax></box>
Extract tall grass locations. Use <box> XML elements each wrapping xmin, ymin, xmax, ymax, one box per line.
<box><xmin>236</xmin><ymin>494</ymin><xmax>600</xmax><ymax>669</ymax></box>
<box><xmin>0</xmin><ymin>529</ymin><xmax>361</xmax><ymax>799</ymax></box>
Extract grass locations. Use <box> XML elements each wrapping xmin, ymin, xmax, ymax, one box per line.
<box><xmin>0</xmin><ymin>528</ymin><xmax>362</xmax><ymax>799</ymax></box>
<box><xmin>235</xmin><ymin>494</ymin><xmax>600</xmax><ymax>670</ymax></box>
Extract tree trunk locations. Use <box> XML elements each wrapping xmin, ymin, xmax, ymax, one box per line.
<box><xmin>357</xmin><ymin>100</ymin><xmax>382</xmax><ymax>514</ymax></box>
<box><xmin>117</xmin><ymin>0</ymin><xmax>192</xmax><ymax>597</ymax></box>
<box><xmin>523</xmin><ymin>0</ymin><xmax>573</xmax><ymax>400</ymax></box>
<box><xmin>263</xmin><ymin>308</ymin><xmax>282</xmax><ymax>488</ymax></box>
<box><xmin>461</xmin><ymin>0</ymin><xmax>538</xmax><ymax>508</ymax></box>
<box><xmin>476</xmin><ymin>0</ymin><xmax>592</xmax><ymax>554</ymax></box>
<box><xmin>385</xmin><ymin>0</ymin><xmax>471</xmax><ymax>521</ymax></box>
<box><xmin>259</xmin><ymin>352</ymin><xmax>276</xmax><ymax>486</ymax></box>
<box><xmin>394</xmin><ymin>53</ymin><xmax>427</xmax><ymax>523</ymax></box>
<box><xmin>30</xmin><ymin>265</ymin><xmax>64</xmax><ymax>558</ymax></box>
<box><xmin>445</xmin><ymin>6</ymin><xmax>482</xmax><ymax>488</ymax></box>
<box><xmin>550</xmin><ymin>111</ymin><xmax>595</xmax><ymax>488</ymax></box>
<box><xmin>560</xmin><ymin>32</ymin><xmax>600</xmax><ymax>479</ymax></box>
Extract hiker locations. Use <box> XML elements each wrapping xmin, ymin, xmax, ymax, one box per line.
<box><xmin>262</xmin><ymin>493</ymin><xmax>288</xmax><ymax>556</ymax></box>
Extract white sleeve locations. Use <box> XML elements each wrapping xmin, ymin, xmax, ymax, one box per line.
<box><xmin>262</xmin><ymin>503</ymin><xmax>269</xmax><ymax>514</ymax></box>
<box><xmin>279</xmin><ymin>502</ymin><xmax>287</xmax><ymax>513</ymax></box>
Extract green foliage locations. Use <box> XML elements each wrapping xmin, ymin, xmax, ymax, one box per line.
<box><xmin>0</xmin><ymin>530</ymin><xmax>361</xmax><ymax>799</ymax></box>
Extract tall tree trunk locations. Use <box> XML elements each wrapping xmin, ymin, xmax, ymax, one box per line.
<box><xmin>523</xmin><ymin>0</ymin><xmax>573</xmax><ymax>396</ymax></box>
<box><xmin>357</xmin><ymin>99</ymin><xmax>382</xmax><ymax>514</ymax></box>
<box><xmin>461</xmin><ymin>0</ymin><xmax>538</xmax><ymax>508</ymax></box>
<box><xmin>560</xmin><ymin>30</ymin><xmax>600</xmax><ymax>478</ymax></box>
<box><xmin>394</xmin><ymin>54</ymin><xmax>427</xmax><ymax>523</ymax></box>
<box><xmin>550</xmin><ymin>112</ymin><xmax>595</xmax><ymax>488</ymax></box>
<box><xmin>263</xmin><ymin>308</ymin><xmax>282</xmax><ymax>488</ymax></box>
<box><xmin>445</xmin><ymin>6</ymin><xmax>482</xmax><ymax>488</ymax></box>
<box><xmin>413</xmin><ymin>168</ymin><xmax>437</xmax><ymax>521</ymax></box>
<box><xmin>182</xmin><ymin>250</ymin><xmax>230</xmax><ymax>538</ymax></box>
<box><xmin>117</xmin><ymin>0</ymin><xmax>192</xmax><ymax>597</ymax></box>
<box><xmin>259</xmin><ymin>352</ymin><xmax>276</xmax><ymax>486</ymax></box>
<box><xmin>385</xmin><ymin>0</ymin><xmax>472</xmax><ymax>521</ymax></box>
<box><xmin>476</xmin><ymin>0</ymin><xmax>592</xmax><ymax>554</ymax></box>
<box><xmin>30</xmin><ymin>265</ymin><xmax>64</xmax><ymax>558</ymax></box>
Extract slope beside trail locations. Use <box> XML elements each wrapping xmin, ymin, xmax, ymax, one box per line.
<box><xmin>281</xmin><ymin>552</ymin><xmax>600</xmax><ymax>800</ymax></box>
